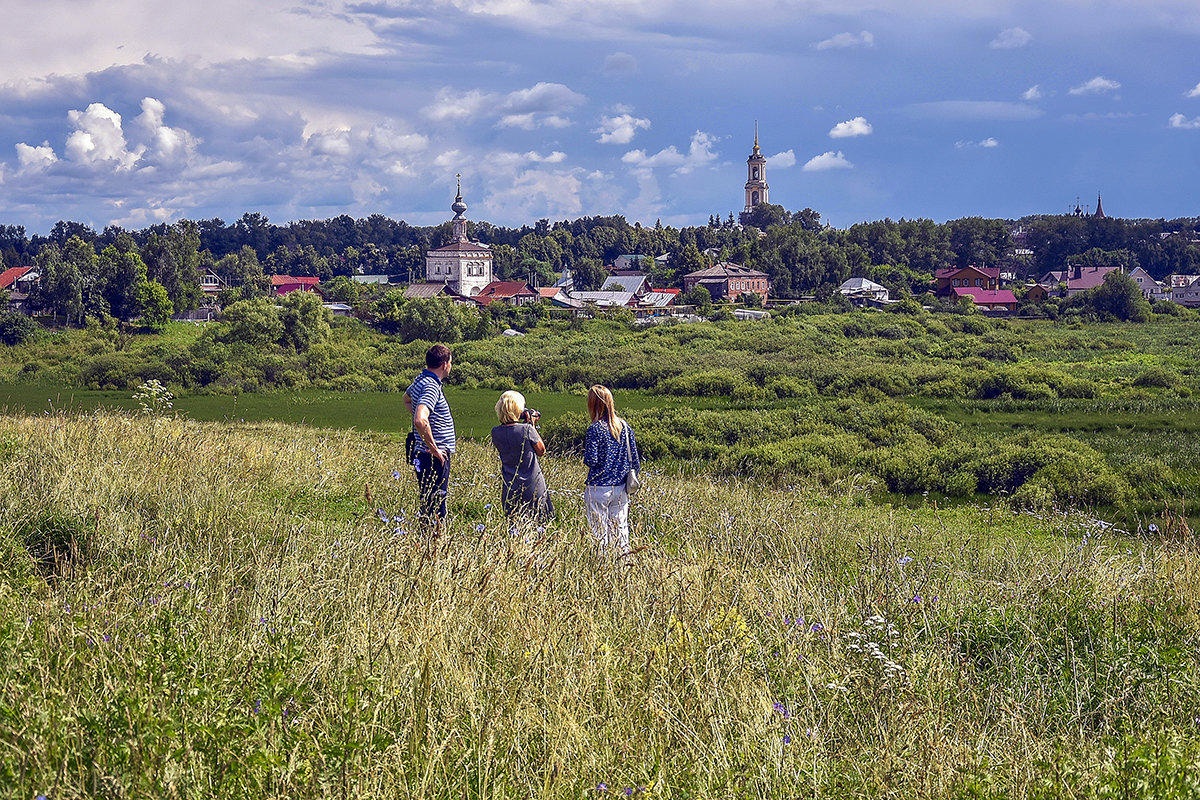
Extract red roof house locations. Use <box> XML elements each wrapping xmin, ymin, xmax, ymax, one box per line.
<box><xmin>952</xmin><ymin>287</ymin><xmax>1018</xmax><ymax>312</ymax></box>
<box><xmin>0</xmin><ymin>267</ymin><xmax>32</xmax><ymax>290</ymax></box>
<box><xmin>473</xmin><ymin>281</ymin><xmax>539</xmax><ymax>306</ymax></box>
<box><xmin>271</xmin><ymin>275</ymin><xmax>320</xmax><ymax>295</ymax></box>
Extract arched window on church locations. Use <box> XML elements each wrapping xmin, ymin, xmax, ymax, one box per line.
<box><xmin>752</xmin><ymin>191</ymin><xmax>759</xmax><ymax>205</ymax></box>
<box><xmin>752</xmin><ymin>167</ymin><xmax>759</xmax><ymax>179</ymax></box>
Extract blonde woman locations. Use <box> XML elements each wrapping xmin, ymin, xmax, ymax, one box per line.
<box><xmin>490</xmin><ymin>390</ymin><xmax>552</xmax><ymax>522</ymax></box>
<box><xmin>582</xmin><ymin>385</ymin><xmax>641</xmax><ymax>554</ymax></box>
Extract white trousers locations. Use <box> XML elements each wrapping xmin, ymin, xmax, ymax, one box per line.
<box><xmin>584</xmin><ymin>485</ymin><xmax>630</xmax><ymax>555</ymax></box>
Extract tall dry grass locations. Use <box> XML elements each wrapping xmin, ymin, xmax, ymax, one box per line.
<box><xmin>1</xmin><ymin>411</ymin><xmax>1198</xmax><ymax>798</ymax></box>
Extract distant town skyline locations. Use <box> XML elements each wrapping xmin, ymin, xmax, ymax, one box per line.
<box><xmin>0</xmin><ymin>0</ymin><xmax>1198</xmax><ymax>234</ymax></box>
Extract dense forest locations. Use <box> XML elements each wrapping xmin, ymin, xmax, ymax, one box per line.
<box><xmin>2</xmin><ymin>205</ymin><xmax>1199</xmax><ymax>323</ymax></box>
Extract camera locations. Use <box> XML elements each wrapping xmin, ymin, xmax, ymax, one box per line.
<box><xmin>520</xmin><ymin>408</ymin><xmax>541</xmax><ymax>424</ymax></box>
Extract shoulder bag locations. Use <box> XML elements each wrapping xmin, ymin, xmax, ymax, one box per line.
<box><xmin>622</xmin><ymin>419</ymin><xmax>641</xmax><ymax>496</ymax></box>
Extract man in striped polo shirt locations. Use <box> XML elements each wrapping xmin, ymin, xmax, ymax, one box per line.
<box><xmin>403</xmin><ymin>344</ymin><xmax>456</xmax><ymax>530</ymax></box>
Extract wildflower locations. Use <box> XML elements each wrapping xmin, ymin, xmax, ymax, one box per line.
<box><xmin>783</xmin><ymin>734</ymin><xmax>792</xmax><ymax>744</ymax></box>
<box><xmin>911</xmin><ymin>595</ymin><xmax>921</xmax><ymax>603</ymax></box>
<box><xmin>597</xmin><ymin>784</ymin><xmax>607</xmax><ymax>793</ymax></box>
<box><xmin>392</xmin><ymin>470</ymin><xmax>402</xmax><ymax>480</ymax></box>
<box><xmin>625</xmin><ymin>789</ymin><xmax>634</xmax><ymax>797</ymax></box>
<box><xmin>897</xmin><ymin>556</ymin><xmax>913</xmax><ymax>566</ymax></box>
<box><xmin>485</xmin><ymin>503</ymin><xmax>492</xmax><ymax>510</ymax></box>
<box><xmin>476</xmin><ymin>523</ymin><xmax>486</xmax><ymax>533</ymax></box>
<box><xmin>810</xmin><ymin>622</ymin><xmax>823</xmax><ymax>633</ymax></box>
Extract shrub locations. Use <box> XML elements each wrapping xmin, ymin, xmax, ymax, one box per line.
<box><xmin>0</xmin><ymin>312</ymin><xmax>38</xmax><ymax>346</ymax></box>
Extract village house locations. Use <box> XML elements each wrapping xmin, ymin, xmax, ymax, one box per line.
<box><xmin>601</xmin><ymin>273</ymin><xmax>650</xmax><ymax>298</ymax></box>
<box><xmin>270</xmin><ymin>275</ymin><xmax>320</xmax><ymax>296</ymax></box>
<box><xmin>951</xmin><ymin>287</ymin><xmax>1019</xmax><ymax>312</ymax></box>
<box><xmin>1</xmin><ymin>267</ymin><xmax>37</xmax><ymax>313</ymax></box>
<box><xmin>682</xmin><ymin>262</ymin><xmax>770</xmax><ymax>303</ymax></box>
<box><xmin>934</xmin><ymin>266</ymin><xmax>1000</xmax><ymax>296</ymax></box>
<box><xmin>1171</xmin><ymin>277</ymin><xmax>1200</xmax><ymax>307</ymax></box>
<box><xmin>1023</xmin><ymin>283</ymin><xmax>1050</xmax><ymax>304</ymax></box>
<box><xmin>838</xmin><ymin>277</ymin><xmax>890</xmax><ymax>305</ymax></box>
<box><xmin>1128</xmin><ymin>267</ymin><xmax>1168</xmax><ymax>301</ymax></box>
<box><xmin>473</xmin><ymin>281</ymin><xmax>539</xmax><ymax>306</ymax></box>
<box><xmin>199</xmin><ymin>268</ymin><xmax>228</xmax><ymax>297</ymax></box>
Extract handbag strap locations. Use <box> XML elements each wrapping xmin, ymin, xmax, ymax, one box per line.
<box><xmin>621</xmin><ymin>418</ymin><xmax>633</xmax><ymax>465</ymax></box>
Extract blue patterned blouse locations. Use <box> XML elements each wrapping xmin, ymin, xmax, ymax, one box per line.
<box><xmin>583</xmin><ymin>420</ymin><xmax>641</xmax><ymax>487</ymax></box>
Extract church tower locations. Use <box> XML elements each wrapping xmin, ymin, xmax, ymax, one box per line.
<box><xmin>740</xmin><ymin>122</ymin><xmax>769</xmax><ymax>224</ymax></box>
<box><xmin>424</xmin><ymin>174</ymin><xmax>494</xmax><ymax>297</ymax></box>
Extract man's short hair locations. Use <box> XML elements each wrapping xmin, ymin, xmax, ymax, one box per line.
<box><xmin>426</xmin><ymin>344</ymin><xmax>452</xmax><ymax>369</ymax></box>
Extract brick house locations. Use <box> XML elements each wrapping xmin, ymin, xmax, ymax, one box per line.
<box><xmin>681</xmin><ymin>262</ymin><xmax>770</xmax><ymax>302</ymax></box>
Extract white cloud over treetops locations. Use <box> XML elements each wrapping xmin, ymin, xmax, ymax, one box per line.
<box><xmin>803</xmin><ymin>151</ymin><xmax>852</xmax><ymax>171</ymax></box>
<box><xmin>1069</xmin><ymin>76</ymin><xmax>1121</xmax><ymax>95</ymax></box>
<box><xmin>815</xmin><ymin>31</ymin><xmax>873</xmax><ymax>50</ymax></box>
<box><xmin>1169</xmin><ymin>113</ymin><xmax>1200</xmax><ymax>129</ymax></box>
<box><xmin>990</xmin><ymin>27</ymin><xmax>1032</xmax><ymax>49</ymax></box>
<box><xmin>829</xmin><ymin>117</ymin><xmax>872</xmax><ymax>138</ymax></box>
<box><xmin>594</xmin><ymin>113</ymin><xmax>651</xmax><ymax>144</ymax></box>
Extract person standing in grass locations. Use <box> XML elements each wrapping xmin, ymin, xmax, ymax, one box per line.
<box><xmin>491</xmin><ymin>390</ymin><xmax>552</xmax><ymax>524</ymax></box>
<box><xmin>582</xmin><ymin>385</ymin><xmax>640</xmax><ymax>555</ymax></box>
<box><xmin>404</xmin><ymin>344</ymin><xmax>455</xmax><ymax>531</ymax></box>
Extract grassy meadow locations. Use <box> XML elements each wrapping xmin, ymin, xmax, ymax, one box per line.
<box><xmin>2</xmin><ymin>410</ymin><xmax>1199</xmax><ymax>798</ymax></box>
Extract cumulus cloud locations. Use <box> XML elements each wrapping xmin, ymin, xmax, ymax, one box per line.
<box><xmin>15</xmin><ymin>142</ymin><xmax>57</xmax><ymax>173</ymax></box>
<box><xmin>622</xmin><ymin>130</ymin><xmax>719</xmax><ymax>176</ymax></box>
<box><xmin>1023</xmin><ymin>85</ymin><xmax>1043</xmax><ymax>101</ymax></box>
<box><xmin>484</xmin><ymin>169</ymin><xmax>584</xmax><ymax>220</ymax></box>
<box><xmin>815</xmin><ymin>30</ymin><xmax>874</xmax><ymax>49</ymax></box>
<box><xmin>1186</xmin><ymin>82</ymin><xmax>1200</xmax><ymax>98</ymax></box>
<box><xmin>1169</xmin><ymin>113</ymin><xmax>1200</xmax><ymax>129</ymax></box>
<box><xmin>64</xmin><ymin>103</ymin><xmax>141</xmax><ymax>170</ymax></box>
<box><xmin>803</xmin><ymin>151</ymin><xmax>852</xmax><ymax>171</ymax></box>
<box><xmin>829</xmin><ymin>116</ymin><xmax>872</xmax><ymax>138</ymax></box>
<box><xmin>1069</xmin><ymin>76</ymin><xmax>1121</xmax><ymax>95</ymax></box>
<box><xmin>769</xmin><ymin>150</ymin><xmax>796</xmax><ymax>168</ymax></box>
<box><xmin>956</xmin><ymin>138</ymin><xmax>999</xmax><ymax>148</ymax></box>
<box><xmin>134</xmin><ymin>97</ymin><xmax>200</xmax><ymax>165</ymax></box>
<box><xmin>602</xmin><ymin>52</ymin><xmax>638</xmax><ymax>76</ymax></box>
<box><xmin>990</xmin><ymin>27</ymin><xmax>1032</xmax><ymax>49</ymax></box>
<box><xmin>524</xmin><ymin>150</ymin><xmax>567</xmax><ymax>163</ymax></box>
<box><xmin>594</xmin><ymin>113</ymin><xmax>651</xmax><ymax>144</ymax></box>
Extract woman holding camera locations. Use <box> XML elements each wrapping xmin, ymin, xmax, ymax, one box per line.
<box><xmin>582</xmin><ymin>385</ymin><xmax>640</xmax><ymax>555</ymax></box>
<box><xmin>491</xmin><ymin>390</ymin><xmax>552</xmax><ymax>524</ymax></box>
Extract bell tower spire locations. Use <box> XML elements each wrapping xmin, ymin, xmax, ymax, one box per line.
<box><xmin>740</xmin><ymin>121</ymin><xmax>769</xmax><ymax>224</ymax></box>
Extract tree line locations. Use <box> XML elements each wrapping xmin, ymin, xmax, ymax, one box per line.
<box><xmin>3</xmin><ymin>207</ymin><xmax>1199</xmax><ymax>324</ymax></box>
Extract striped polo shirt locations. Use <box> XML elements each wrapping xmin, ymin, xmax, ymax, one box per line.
<box><xmin>407</xmin><ymin>369</ymin><xmax>456</xmax><ymax>454</ymax></box>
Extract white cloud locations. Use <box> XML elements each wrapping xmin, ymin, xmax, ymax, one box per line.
<box><xmin>64</xmin><ymin>103</ymin><xmax>141</xmax><ymax>170</ymax></box>
<box><xmin>769</xmin><ymin>150</ymin><xmax>796</xmax><ymax>168</ymax></box>
<box><xmin>602</xmin><ymin>52</ymin><xmax>638</xmax><ymax>76</ymax></box>
<box><xmin>829</xmin><ymin>116</ymin><xmax>872</xmax><ymax>138</ymax></box>
<box><xmin>990</xmin><ymin>27</ymin><xmax>1032</xmax><ymax>49</ymax></box>
<box><xmin>594</xmin><ymin>113</ymin><xmax>651</xmax><ymax>144</ymax></box>
<box><xmin>622</xmin><ymin>130</ymin><xmax>719</xmax><ymax>176</ymax></box>
<box><xmin>981</xmin><ymin>137</ymin><xmax>999</xmax><ymax>147</ymax></box>
<box><xmin>484</xmin><ymin>169</ymin><xmax>584</xmax><ymax>220</ymax></box>
<box><xmin>367</xmin><ymin>125</ymin><xmax>428</xmax><ymax>155</ymax></box>
<box><xmin>422</xmin><ymin>88</ymin><xmax>493</xmax><ymax>122</ymax></box>
<box><xmin>956</xmin><ymin>138</ymin><xmax>999</xmax><ymax>148</ymax></box>
<box><xmin>1022</xmin><ymin>85</ymin><xmax>1042</xmax><ymax>101</ymax></box>
<box><xmin>308</xmin><ymin>129</ymin><xmax>354</xmax><ymax>157</ymax></box>
<box><xmin>134</xmin><ymin>97</ymin><xmax>200</xmax><ymax>165</ymax></box>
<box><xmin>803</xmin><ymin>151</ymin><xmax>852</xmax><ymax>171</ymax></box>
<box><xmin>1069</xmin><ymin>76</ymin><xmax>1121</xmax><ymax>95</ymax></box>
<box><xmin>15</xmin><ymin>142</ymin><xmax>57</xmax><ymax>173</ymax></box>
<box><xmin>1169</xmin><ymin>113</ymin><xmax>1200</xmax><ymax>129</ymax></box>
<box><xmin>1186</xmin><ymin>82</ymin><xmax>1200</xmax><ymax>98</ymax></box>
<box><xmin>815</xmin><ymin>30</ymin><xmax>874</xmax><ymax>50</ymax></box>
<box><xmin>524</xmin><ymin>150</ymin><xmax>567</xmax><ymax>163</ymax></box>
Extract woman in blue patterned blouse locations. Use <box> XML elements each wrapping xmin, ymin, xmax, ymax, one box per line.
<box><xmin>582</xmin><ymin>385</ymin><xmax>640</xmax><ymax>555</ymax></box>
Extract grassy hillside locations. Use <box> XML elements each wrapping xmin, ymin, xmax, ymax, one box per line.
<box><xmin>2</xmin><ymin>412</ymin><xmax>1198</xmax><ymax>798</ymax></box>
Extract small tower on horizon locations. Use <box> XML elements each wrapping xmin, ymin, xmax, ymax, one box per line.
<box><xmin>1094</xmin><ymin>192</ymin><xmax>1106</xmax><ymax>218</ymax></box>
<box><xmin>424</xmin><ymin>174</ymin><xmax>494</xmax><ymax>297</ymax></box>
<box><xmin>739</xmin><ymin>122</ymin><xmax>769</xmax><ymax>225</ymax></box>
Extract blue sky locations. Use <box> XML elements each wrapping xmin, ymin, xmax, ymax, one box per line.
<box><xmin>0</xmin><ymin>0</ymin><xmax>1197</xmax><ymax>234</ymax></box>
